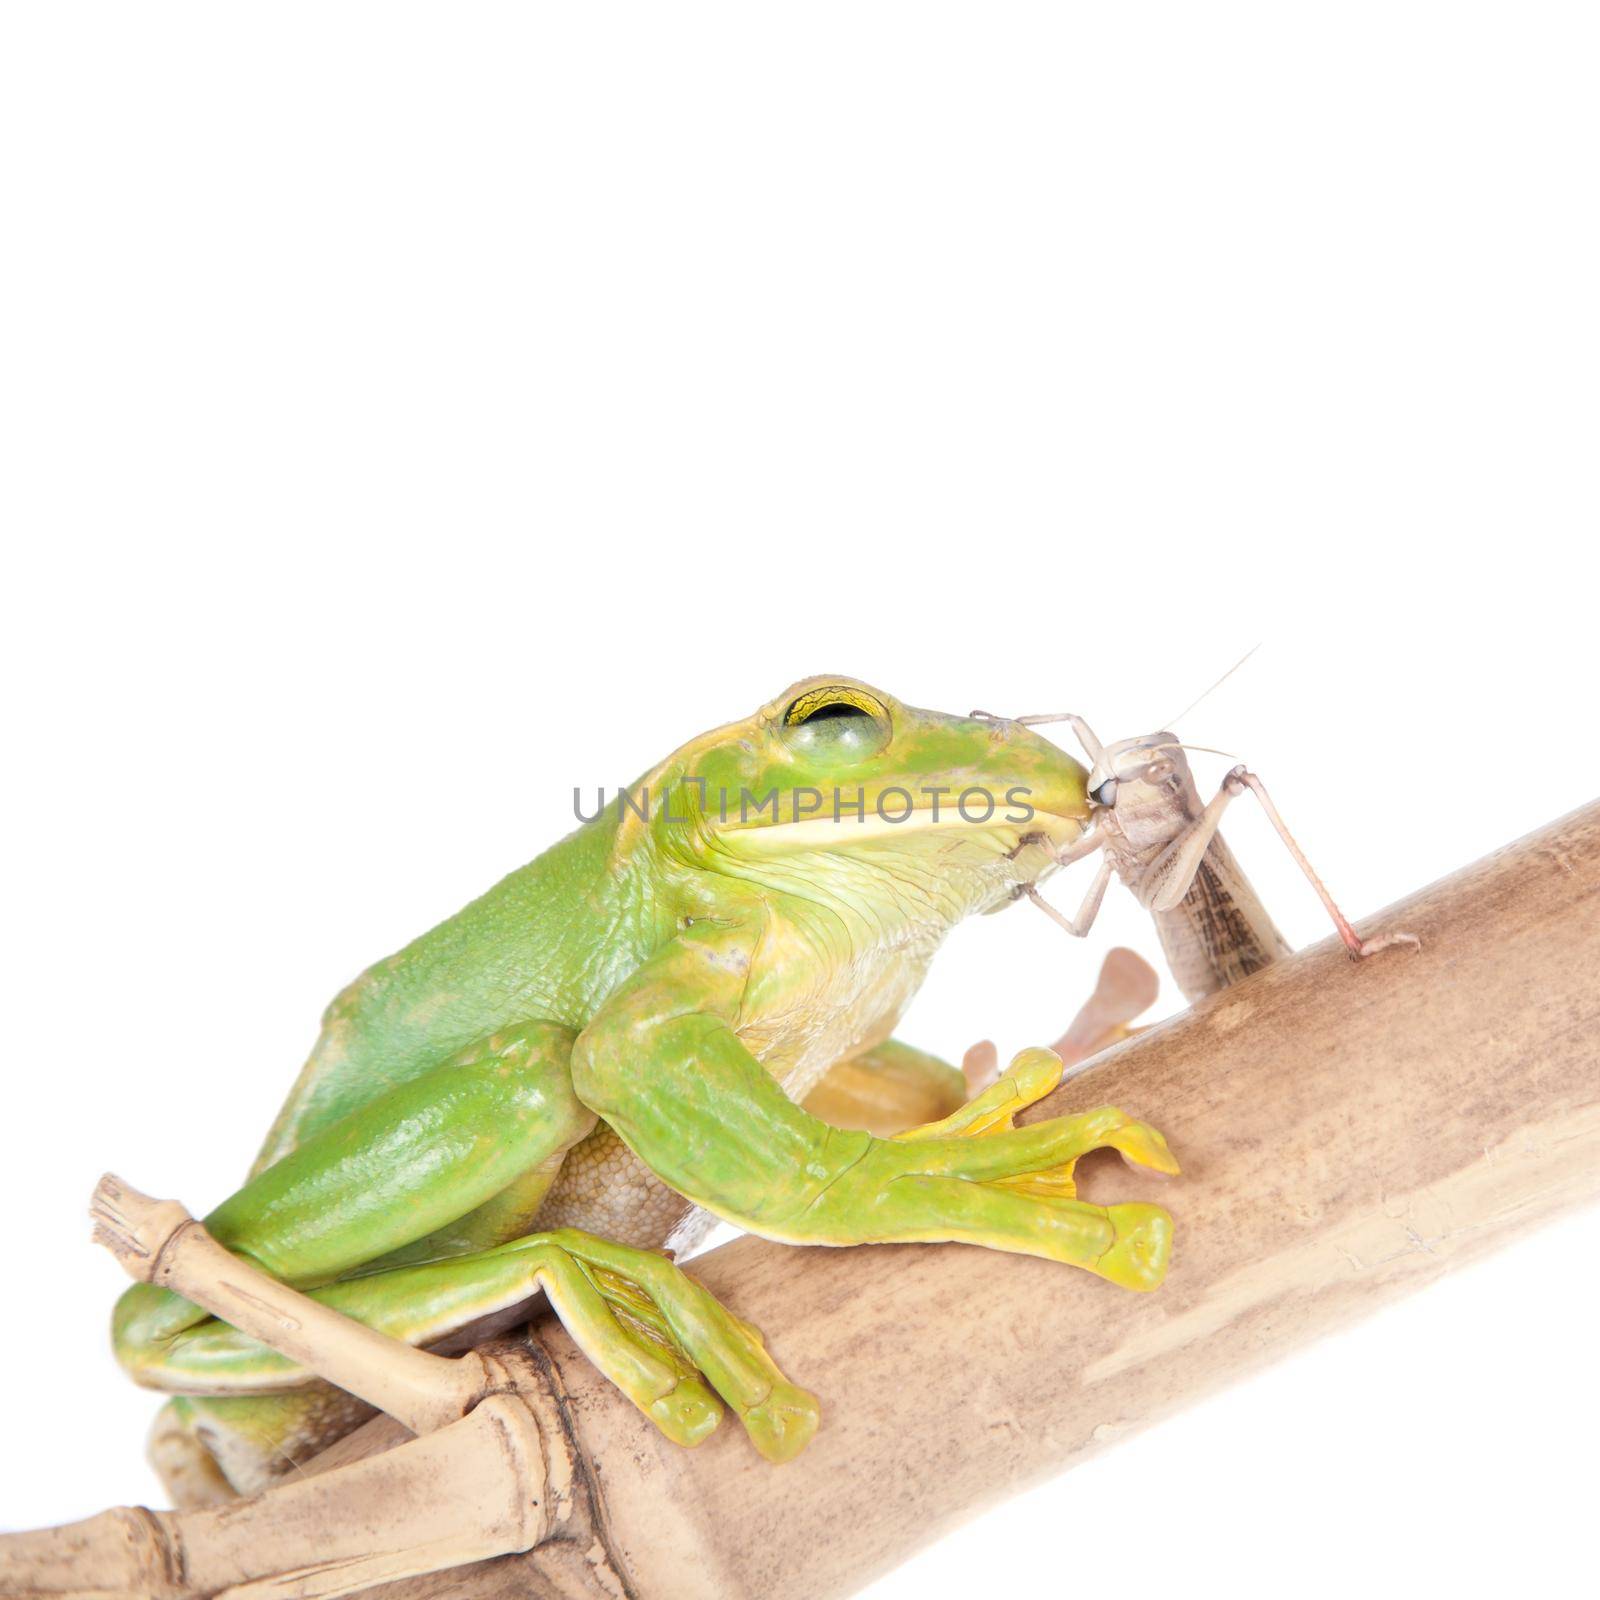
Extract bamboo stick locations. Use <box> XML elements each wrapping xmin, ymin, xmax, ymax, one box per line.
<box><xmin>89</xmin><ymin>1175</ymin><xmax>495</xmax><ymax>1436</ymax></box>
<box><xmin>0</xmin><ymin>1387</ymin><xmax>557</xmax><ymax>1600</ymax></box>
<box><xmin>424</xmin><ymin>798</ymin><xmax>1600</xmax><ymax>1598</ymax></box>
<box><xmin>5</xmin><ymin>800</ymin><xmax>1599</xmax><ymax>1599</ymax></box>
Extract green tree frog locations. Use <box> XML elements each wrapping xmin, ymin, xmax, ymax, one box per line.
<box><xmin>111</xmin><ymin>677</ymin><xmax>1178</xmax><ymax>1505</ymax></box>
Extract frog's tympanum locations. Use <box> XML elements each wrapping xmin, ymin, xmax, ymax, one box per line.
<box><xmin>113</xmin><ymin>677</ymin><xmax>1178</xmax><ymax>1504</ymax></box>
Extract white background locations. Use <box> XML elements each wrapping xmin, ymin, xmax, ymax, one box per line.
<box><xmin>2</xmin><ymin>6</ymin><xmax>1597</xmax><ymax>1595</ymax></box>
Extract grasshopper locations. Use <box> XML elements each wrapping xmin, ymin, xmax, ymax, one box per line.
<box><xmin>973</xmin><ymin>709</ymin><xmax>1419</xmax><ymax>1009</ymax></box>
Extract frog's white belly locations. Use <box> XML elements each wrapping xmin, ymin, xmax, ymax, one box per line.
<box><xmin>534</xmin><ymin>1122</ymin><xmax>703</xmax><ymax>1250</ymax></box>
<box><xmin>743</xmin><ymin>925</ymin><xmax>940</xmax><ymax>1102</ymax></box>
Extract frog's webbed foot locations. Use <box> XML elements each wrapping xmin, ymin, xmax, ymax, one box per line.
<box><xmin>894</xmin><ymin>1048</ymin><xmax>1179</xmax><ymax>1189</ymax></box>
<box><xmin>884</xmin><ymin>1047</ymin><xmax>1179</xmax><ymax>1292</ymax></box>
<box><xmin>532</xmin><ymin>1231</ymin><xmax>821</xmax><ymax>1462</ymax></box>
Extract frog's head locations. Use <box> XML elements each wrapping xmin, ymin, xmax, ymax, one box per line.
<box><xmin>628</xmin><ymin>676</ymin><xmax>1090</xmax><ymax>919</ymax></box>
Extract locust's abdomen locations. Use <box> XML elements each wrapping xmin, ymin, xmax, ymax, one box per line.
<box><xmin>1155</xmin><ymin>832</ymin><xmax>1291</xmax><ymax>1003</ymax></box>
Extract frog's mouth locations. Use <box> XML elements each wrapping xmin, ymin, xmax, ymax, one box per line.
<box><xmin>714</xmin><ymin>802</ymin><xmax>1083</xmax><ymax>901</ymax></box>
<box><xmin>717</xmin><ymin>801</ymin><xmax>1082</xmax><ymax>854</ymax></box>
<box><xmin>707</xmin><ymin>805</ymin><xmax>1082</xmax><ymax>928</ymax></box>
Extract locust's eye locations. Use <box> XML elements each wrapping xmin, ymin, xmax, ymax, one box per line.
<box><xmin>1090</xmin><ymin>777</ymin><xmax>1119</xmax><ymax>807</ymax></box>
<box><xmin>781</xmin><ymin>685</ymin><xmax>892</xmax><ymax>761</ymax></box>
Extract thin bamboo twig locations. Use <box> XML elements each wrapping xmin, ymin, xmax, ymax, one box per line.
<box><xmin>89</xmin><ymin>1176</ymin><xmax>495</xmax><ymax>1437</ymax></box>
<box><xmin>4</xmin><ymin>800</ymin><xmax>1598</xmax><ymax>1599</ymax></box>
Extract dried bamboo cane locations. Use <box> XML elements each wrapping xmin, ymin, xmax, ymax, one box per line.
<box><xmin>5</xmin><ymin>800</ymin><xmax>1599</xmax><ymax>1600</ymax></box>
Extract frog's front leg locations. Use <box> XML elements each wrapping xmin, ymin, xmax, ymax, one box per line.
<box><xmin>570</xmin><ymin>921</ymin><xmax>1180</xmax><ymax>1290</ymax></box>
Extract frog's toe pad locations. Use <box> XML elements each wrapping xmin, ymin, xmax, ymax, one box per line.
<box><xmin>1005</xmin><ymin>1047</ymin><xmax>1067</xmax><ymax>1106</ymax></box>
<box><xmin>744</xmin><ymin>1383</ymin><xmax>821</xmax><ymax>1463</ymax></box>
<box><xmin>649</xmin><ymin>1378</ymin><xmax>723</xmax><ymax>1447</ymax></box>
<box><xmin>1106</xmin><ymin>1120</ymin><xmax>1181</xmax><ymax>1176</ymax></box>
<box><xmin>1096</xmin><ymin>1203</ymin><xmax>1174</xmax><ymax>1292</ymax></box>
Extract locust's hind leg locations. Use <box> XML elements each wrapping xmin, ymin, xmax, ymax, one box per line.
<box><xmin>1148</xmin><ymin>766</ymin><xmax>1420</xmax><ymax>959</ymax></box>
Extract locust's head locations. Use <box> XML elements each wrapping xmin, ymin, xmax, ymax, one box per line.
<box><xmin>1083</xmin><ymin>730</ymin><xmax>1194</xmax><ymax>816</ymax></box>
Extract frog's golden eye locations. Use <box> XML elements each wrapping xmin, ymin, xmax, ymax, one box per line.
<box><xmin>783</xmin><ymin>686</ymin><xmax>888</xmax><ymax>727</ymax></box>
<box><xmin>781</xmin><ymin>685</ymin><xmax>892</xmax><ymax>760</ymax></box>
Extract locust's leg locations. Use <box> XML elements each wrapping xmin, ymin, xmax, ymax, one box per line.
<box><xmin>570</xmin><ymin>918</ymin><xmax>1180</xmax><ymax>1292</ymax></box>
<box><xmin>802</xmin><ymin>1039</ymin><xmax>969</xmax><ymax>1137</ymax></box>
<box><xmin>1026</xmin><ymin>840</ymin><xmax>1115</xmax><ymax>938</ymax></box>
<box><xmin>1147</xmin><ymin>766</ymin><xmax>1420</xmax><ymax>958</ymax></box>
<box><xmin>101</xmin><ymin>1178</ymin><xmax>818</xmax><ymax>1464</ymax></box>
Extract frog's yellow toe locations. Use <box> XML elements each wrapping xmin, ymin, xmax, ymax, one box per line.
<box><xmin>649</xmin><ymin>1378</ymin><xmax>723</xmax><ymax>1447</ymax></box>
<box><xmin>742</xmin><ymin>1382</ymin><xmax>822</xmax><ymax>1463</ymax></box>
<box><xmin>1007</xmin><ymin>1047</ymin><xmax>1066</xmax><ymax>1104</ymax></box>
<box><xmin>1095</xmin><ymin>1202</ymin><xmax>1174</xmax><ymax>1292</ymax></box>
<box><xmin>1106</xmin><ymin>1120</ymin><xmax>1181</xmax><ymax>1177</ymax></box>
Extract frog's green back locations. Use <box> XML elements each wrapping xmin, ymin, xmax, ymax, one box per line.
<box><xmin>251</xmin><ymin>810</ymin><xmax>660</xmax><ymax>1175</ymax></box>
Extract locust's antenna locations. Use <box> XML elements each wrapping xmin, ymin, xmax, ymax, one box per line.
<box><xmin>1150</xmin><ymin>740</ymin><xmax>1240</xmax><ymax>762</ymax></box>
<box><xmin>1163</xmin><ymin>643</ymin><xmax>1261</xmax><ymax>730</ymax></box>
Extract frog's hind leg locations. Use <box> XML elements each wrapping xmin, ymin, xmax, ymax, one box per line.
<box><xmin>127</xmin><ymin>1158</ymin><xmax>574</xmax><ymax>1505</ymax></box>
<box><xmin>802</xmin><ymin>1039</ymin><xmax>968</xmax><ymax>1136</ymax></box>
<box><xmin>113</xmin><ymin>1217</ymin><xmax>819</xmax><ymax>1465</ymax></box>
<box><xmin>136</xmin><ymin>1165</ymin><xmax>563</xmax><ymax>1509</ymax></box>
<box><xmin>546</xmin><ymin>1230</ymin><xmax>819</xmax><ymax>1462</ymax></box>
<box><xmin>148</xmin><ymin>1387</ymin><xmax>374</xmax><ymax>1508</ymax></box>
<box><xmin>112</xmin><ymin>1019</ymin><xmax>594</xmax><ymax>1500</ymax></box>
